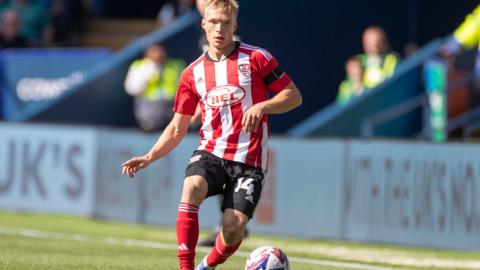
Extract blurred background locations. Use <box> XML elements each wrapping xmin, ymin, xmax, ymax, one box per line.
<box><xmin>0</xmin><ymin>0</ymin><xmax>478</xmax><ymax>136</ymax></box>
<box><xmin>2</xmin><ymin>0</ymin><xmax>480</xmax><ymax>257</ymax></box>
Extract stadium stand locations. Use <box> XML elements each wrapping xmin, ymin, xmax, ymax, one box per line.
<box><xmin>81</xmin><ymin>19</ymin><xmax>158</xmax><ymax>51</ymax></box>
<box><xmin>1</xmin><ymin>11</ymin><xmax>200</xmax><ymax>126</ymax></box>
<box><xmin>288</xmin><ymin>40</ymin><xmax>444</xmax><ymax>138</ymax></box>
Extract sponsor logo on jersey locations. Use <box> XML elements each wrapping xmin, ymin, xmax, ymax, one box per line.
<box><xmin>238</xmin><ymin>63</ymin><xmax>250</xmax><ymax>74</ymax></box>
<box><xmin>206</xmin><ymin>84</ymin><xmax>245</xmax><ymax>108</ymax></box>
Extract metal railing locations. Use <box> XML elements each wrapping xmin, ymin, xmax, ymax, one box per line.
<box><xmin>361</xmin><ymin>74</ymin><xmax>473</xmax><ymax>140</ymax></box>
<box><xmin>463</xmin><ymin>117</ymin><xmax>480</xmax><ymax>139</ymax></box>
<box><xmin>361</xmin><ymin>94</ymin><xmax>429</xmax><ymax>137</ymax></box>
<box><xmin>448</xmin><ymin>105</ymin><xmax>480</xmax><ymax>139</ymax></box>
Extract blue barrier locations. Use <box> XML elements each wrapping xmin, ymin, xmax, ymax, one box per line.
<box><xmin>288</xmin><ymin>39</ymin><xmax>445</xmax><ymax>138</ymax></box>
<box><xmin>2</xmin><ymin>11</ymin><xmax>200</xmax><ymax>126</ymax></box>
<box><xmin>1</xmin><ymin>48</ymin><xmax>111</xmax><ymax>121</ymax></box>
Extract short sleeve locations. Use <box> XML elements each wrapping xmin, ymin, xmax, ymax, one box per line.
<box><xmin>173</xmin><ymin>70</ymin><xmax>198</xmax><ymax>115</ymax></box>
<box><xmin>254</xmin><ymin>48</ymin><xmax>292</xmax><ymax>93</ymax></box>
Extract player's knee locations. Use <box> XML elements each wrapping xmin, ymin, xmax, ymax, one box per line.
<box><xmin>181</xmin><ymin>176</ymin><xmax>208</xmax><ymax>205</ymax></box>
<box><xmin>222</xmin><ymin>223</ymin><xmax>244</xmax><ymax>244</ymax></box>
<box><xmin>221</xmin><ymin>210</ymin><xmax>248</xmax><ymax>244</ymax></box>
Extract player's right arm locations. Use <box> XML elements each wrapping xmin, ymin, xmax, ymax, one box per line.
<box><xmin>122</xmin><ymin>68</ymin><xmax>198</xmax><ymax>178</ymax></box>
<box><xmin>122</xmin><ymin>113</ymin><xmax>192</xmax><ymax>178</ymax></box>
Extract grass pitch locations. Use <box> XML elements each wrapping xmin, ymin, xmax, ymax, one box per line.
<box><xmin>0</xmin><ymin>211</ymin><xmax>479</xmax><ymax>270</ymax></box>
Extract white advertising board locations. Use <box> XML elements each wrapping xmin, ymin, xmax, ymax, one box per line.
<box><xmin>344</xmin><ymin>140</ymin><xmax>480</xmax><ymax>249</ymax></box>
<box><xmin>93</xmin><ymin>130</ymin><xmax>222</xmax><ymax>228</ymax></box>
<box><xmin>249</xmin><ymin>138</ymin><xmax>345</xmax><ymax>238</ymax></box>
<box><xmin>5</xmin><ymin>123</ymin><xmax>480</xmax><ymax>250</ymax></box>
<box><xmin>92</xmin><ymin>131</ymin><xmax>347</xmax><ymax>236</ymax></box>
<box><xmin>0</xmin><ymin>123</ymin><xmax>97</xmax><ymax>215</ymax></box>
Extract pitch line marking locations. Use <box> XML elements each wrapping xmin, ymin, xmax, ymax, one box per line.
<box><xmin>0</xmin><ymin>226</ymin><xmax>397</xmax><ymax>270</ymax></box>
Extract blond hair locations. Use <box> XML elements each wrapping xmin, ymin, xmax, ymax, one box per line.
<box><xmin>204</xmin><ymin>0</ymin><xmax>239</xmax><ymax>18</ymax></box>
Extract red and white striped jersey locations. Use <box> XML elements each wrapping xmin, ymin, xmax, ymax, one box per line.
<box><xmin>173</xmin><ymin>42</ymin><xmax>292</xmax><ymax>170</ymax></box>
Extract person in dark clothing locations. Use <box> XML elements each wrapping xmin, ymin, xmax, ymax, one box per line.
<box><xmin>0</xmin><ymin>9</ymin><xmax>27</xmax><ymax>49</ymax></box>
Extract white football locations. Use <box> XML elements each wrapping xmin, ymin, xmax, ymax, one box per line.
<box><xmin>245</xmin><ymin>246</ymin><xmax>290</xmax><ymax>270</ymax></box>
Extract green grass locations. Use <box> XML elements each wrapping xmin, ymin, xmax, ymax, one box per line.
<box><xmin>0</xmin><ymin>211</ymin><xmax>479</xmax><ymax>270</ymax></box>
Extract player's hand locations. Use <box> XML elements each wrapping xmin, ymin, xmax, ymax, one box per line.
<box><xmin>121</xmin><ymin>155</ymin><xmax>151</xmax><ymax>178</ymax></box>
<box><xmin>242</xmin><ymin>103</ymin><xmax>265</xmax><ymax>133</ymax></box>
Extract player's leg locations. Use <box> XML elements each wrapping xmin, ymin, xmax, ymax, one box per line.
<box><xmin>208</xmin><ymin>209</ymin><xmax>248</xmax><ymax>265</ymax></box>
<box><xmin>198</xmin><ymin>193</ymin><xmax>251</xmax><ymax>247</ymax></box>
<box><xmin>195</xmin><ymin>209</ymin><xmax>248</xmax><ymax>270</ymax></box>
<box><xmin>198</xmin><ymin>194</ymin><xmax>224</xmax><ymax>247</ymax></box>
<box><xmin>221</xmin><ymin>209</ymin><xmax>248</xmax><ymax>245</ymax></box>
<box><xmin>197</xmin><ymin>165</ymin><xmax>264</xmax><ymax>269</ymax></box>
<box><xmin>177</xmin><ymin>175</ymin><xmax>208</xmax><ymax>270</ymax></box>
<box><xmin>178</xmin><ymin>151</ymin><xmax>227</xmax><ymax>270</ymax></box>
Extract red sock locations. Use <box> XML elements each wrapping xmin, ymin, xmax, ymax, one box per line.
<box><xmin>206</xmin><ymin>232</ymin><xmax>242</xmax><ymax>267</ymax></box>
<box><xmin>176</xmin><ymin>202</ymin><xmax>199</xmax><ymax>270</ymax></box>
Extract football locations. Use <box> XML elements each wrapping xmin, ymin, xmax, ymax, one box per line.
<box><xmin>245</xmin><ymin>246</ymin><xmax>290</xmax><ymax>270</ymax></box>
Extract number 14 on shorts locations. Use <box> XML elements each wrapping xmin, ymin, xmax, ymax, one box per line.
<box><xmin>235</xmin><ymin>177</ymin><xmax>255</xmax><ymax>204</ymax></box>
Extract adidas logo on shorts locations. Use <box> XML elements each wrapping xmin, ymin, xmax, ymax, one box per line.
<box><xmin>189</xmin><ymin>155</ymin><xmax>201</xmax><ymax>164</ymax></box>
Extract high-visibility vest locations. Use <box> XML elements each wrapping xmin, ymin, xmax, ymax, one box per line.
<box><xmin>453</xmin><ymin>4</ymin><xmax>480</xmax><ymax>52</ymax></box>
<box><xmin>336</xmin><ymin>78</ymin><xmax>364</xmax><ymax>105</ymax></box>
<box><xmin>454</xmin><ymin>4</ymin><xmax>480</xmax><ymax>77</ymax></box>
<box><xmin>358</xmin><ymin>53</ymin><xmax>399</xmax><ymax>89</ymax></box>
<box><xmin>131</xmin><ymin>58</ymin><xmax>185</xmax><ymax>101</ymax></box>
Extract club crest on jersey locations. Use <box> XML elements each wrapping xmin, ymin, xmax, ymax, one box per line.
<box><xmin>238</xmin><ymin>63</ymin><xmax>250</xmax><ymax>74</ymax></box>
<box><xmin>206</xmin><ymin>84</ymin><xmax>245</xmax><ymax>108</ymax></box>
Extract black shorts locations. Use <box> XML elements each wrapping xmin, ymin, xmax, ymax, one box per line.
<box><xmin>184</xmin><ymin>150</ymin><xmax>265</xmax><ymax>219</ymax></box>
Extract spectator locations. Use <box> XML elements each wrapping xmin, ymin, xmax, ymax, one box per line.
<box><xmin>124</xmin><ymin>43</ymin><xmax>186</xmax><ymax>131</ymax></box>
<box><xmin>9</xmin><ymin>0</ymin><xmax>53</xmax><ymax>46</ymax></box>
<box><xmin>83</xmin><ymin>0</ymin><xmax>105</xmax><ymax>17</ymax></box>
<box><xmin>336</xmin><ymin>56</ymin><xmax>365</xmax><ymax>105</ymax></box>
<box><xmin>403</xmin><ymin>41</ymin><xmax>419</xmax><ymax>58</ymax></box>
<box><xmin>157</xmin><ymin>0</ymin><xmax>195</xmax><ymax>27</ymax></box>
<box><xmin>0</xmin><ymin>9</ymin><xmax>27</xmax><ymax>49</ymax></box>
<box><xmin>196</xmin><ymin>0</ymin><xmax>204</xmax><ymax>15</ymax></box>
<box><xmin>44</xmin><ymin>0</ymin><xmax>85</xmax><ymax>46</ymax></box>
<box><xmin>359</xmin><ymin>26</ymin><xmax>399</xmax><ymax>89</ymax></box>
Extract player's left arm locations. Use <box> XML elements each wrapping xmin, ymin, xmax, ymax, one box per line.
<box><xmin>242</xmin><ymin>48</ymin><xmax>302</xmax><ymax>133</ymax></box>
<box><xmin>242</xmin><ymin>82</ymin><xmax>302</xmax><ymax>133</ymax></box>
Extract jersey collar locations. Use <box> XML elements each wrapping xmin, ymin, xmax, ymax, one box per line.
<box><xmin>204</xmin><ymin>41</ymin><xmax>240</xmax><ymax>62</ymax></box>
